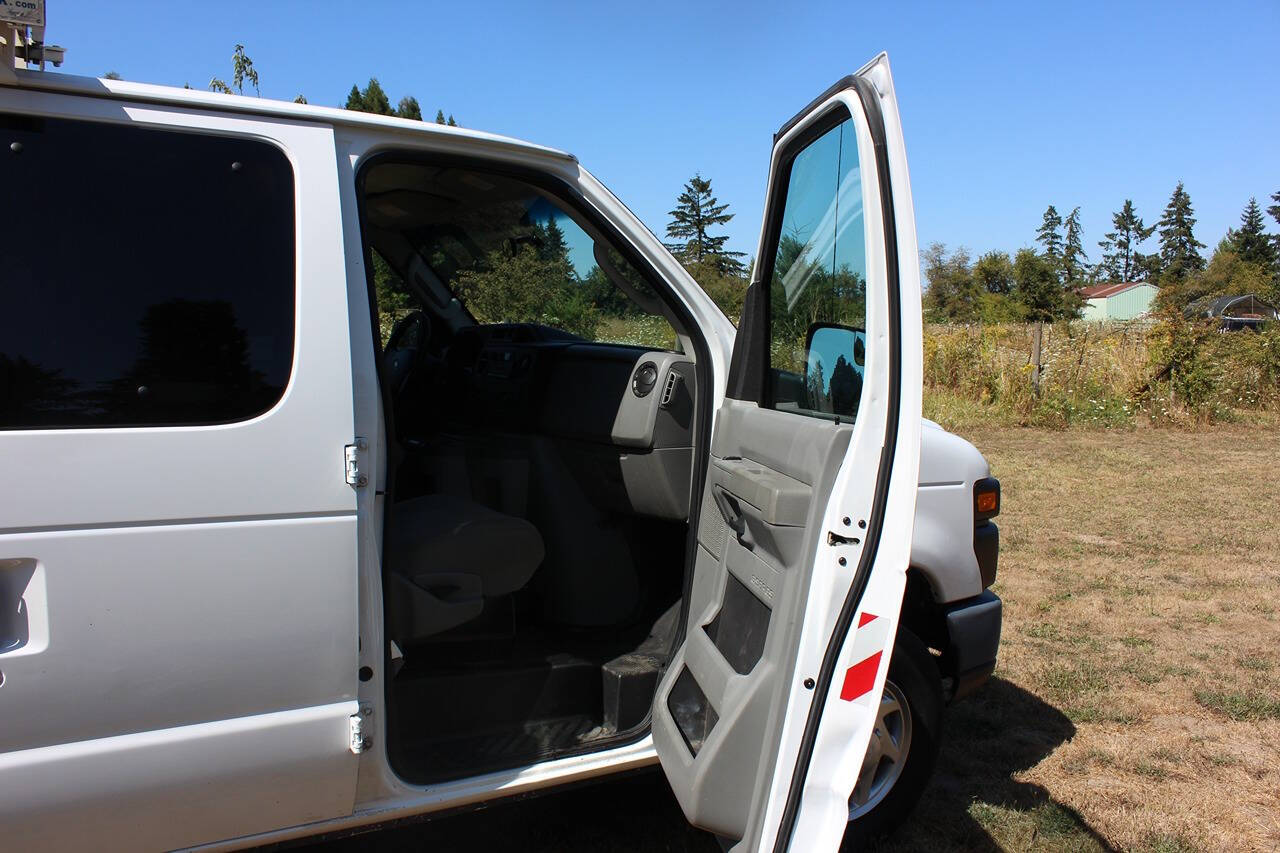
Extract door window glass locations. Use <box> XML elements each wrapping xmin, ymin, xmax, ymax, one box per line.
<box><xmin>766</xmin><ymin>115</ymin><xmax>867</xmax><ymax>421</ymax></box>
<box><xmin>0</xmin><ymin>114</ymin><xmax>296</xmax><ymax>428</ymax></box>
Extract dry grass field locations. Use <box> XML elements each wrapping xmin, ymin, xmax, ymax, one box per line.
<box><xmin>879</xmin><ymin>423</ymin><xmax>1280</xmax><ymax>852</ymax></box>
<box><xmin>305</xmin><ymin>424</ymin><xmax>1280</xmax><ymax>853</ymax></box>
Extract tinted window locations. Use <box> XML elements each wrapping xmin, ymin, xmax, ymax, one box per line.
<box><xmin>766</xmin><ymin>115</ymin><xmax>868</xmax><ymax>422</ymax></box>
<box><xmin>1</xmin><ymin>114</ymin><xmax>295</xmax><ymax>428</ymax></box>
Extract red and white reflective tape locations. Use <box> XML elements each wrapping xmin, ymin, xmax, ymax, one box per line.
<box><xmin>839</xmin><ymin>612</ymin><xmax>890</xmax><ymax>703</ymax></box>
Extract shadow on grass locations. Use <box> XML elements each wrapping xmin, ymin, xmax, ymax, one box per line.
<box><xmin>874</xmin><ymin>676</ymin><xmax>1115</xmax><ymax>852</ymax></box>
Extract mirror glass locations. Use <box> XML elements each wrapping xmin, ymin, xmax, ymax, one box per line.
<box><xmin>804</xmin><ymin>324</ymin><xmax>865</xmax><ymax>419</ymax></box>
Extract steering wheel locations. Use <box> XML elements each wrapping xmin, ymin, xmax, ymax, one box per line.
<box><xmin>384</xmin><ymin>310</ymin><xmax>428</xmax><ymax>395</ymax></box>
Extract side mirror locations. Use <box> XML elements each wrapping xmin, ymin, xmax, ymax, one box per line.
<box><xmin>803</xmin><ymin>323</ymin><xmax>865</xmax><ymax>419</ymax></box>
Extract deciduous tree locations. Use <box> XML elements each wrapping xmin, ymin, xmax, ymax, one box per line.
<box><xmin>1013</xmin><ymin>248</ymin><xmax>1067</xmax><ymax>322</ymax></box>
<box><xmin>209</xmin><ymin>44</ymin><xmax>260</xmax><ymax>96</ymax></box>
<box><xmin>921</xmin><ymin>243</ymin><xmax>979</xmax><ymax>322</ymax></box>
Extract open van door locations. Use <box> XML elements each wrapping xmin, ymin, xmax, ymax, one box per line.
<box><xmin>652</xmin><ymin>54</ymin><xmax>923</xmax><ymax>852</ymax></box>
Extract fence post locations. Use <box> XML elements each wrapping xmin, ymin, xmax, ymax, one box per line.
<box><xmin>1031</xmin><ymin>321</ymin><xmax>1043</xmax><ymax>398</ymax></box>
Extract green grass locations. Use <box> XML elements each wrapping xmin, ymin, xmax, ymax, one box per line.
<box><xmin>964</xmin><ymin>801</ymin><xmax>1107</xmax><ymax>852</ymax></box>
<box><xmin>1193</xmin><ymin>689</ymin><xmax>1280</xmax><ymax>721</ymax></box>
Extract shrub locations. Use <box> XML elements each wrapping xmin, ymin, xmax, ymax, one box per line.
<box><xmin>922</xmin><ymin>319</ymin><xmax>1280</xmax><ymax>430</ymax></box>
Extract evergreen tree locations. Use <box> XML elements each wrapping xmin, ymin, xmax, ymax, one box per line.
<box><xmin>665</xmin><ymin>174</ymin><xmax>745</xmax><ymax>274</ymax></box>
<box><xmin>345</xmin><ymin>78</ymin><xmax>394</xmax><ymax>115</ymax></box>
<box><xmin>434</xmin><ymin>109</ymin><xmax>459</xmax><ymax>127</ymax></box>
<box><xmin>1062</xmin><ymin>206</ymin><xmax>1089</xmax><ymax>285</ymax></box>
<box><xmin>1228</xmin><ymin>197</ymin><xmax>1276</xmax><ymax>275</ymax></box>
<box><xmin>396</xmin><ymin>96</ymin><xmax>422</xmax><ymax>121</ymax></box>
<box><xmin>344</xmin><ymin>80</ymin><xmax>439</xmax><ymax>122</ymax></box>
<box><xmin>534</xmin><ymin>217</ymin><xmax>569</xmax><ymax>263</ymax></box>
<box><xmin>1133</xmin><ymin>251</ymin><xmax>1163</xmax><ymax>283</ymax></box>
<box><xmin>1035</xmin><ymin>205</ymin><xmax>1063</xmax><ymax>270</ymax></box>
<box><xmin>1156</xmin><ymin>181</ymin><xmax>1206</xmax><ymax>283</ymax></box>
<box><xmin>1097</xmin><ymin>199</ymin><xmax>1155</xmax><ymax>282</ymax></box>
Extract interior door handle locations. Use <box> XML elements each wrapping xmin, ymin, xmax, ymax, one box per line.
<box><xmin>712</xmin><ymin>486</ymin><xmax>746</xmax><ymax>537</ymax></box>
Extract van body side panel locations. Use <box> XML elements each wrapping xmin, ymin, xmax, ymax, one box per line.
<box><xmin>0</xmin><ymin>90</ymin><xmax>360</xmax><ymax>849</ymax></box>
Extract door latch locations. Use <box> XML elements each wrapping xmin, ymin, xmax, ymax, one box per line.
<box><xmin>349</xmin><ymin>702</ymin><xmax>373</xmax><ymax>754</ymax></box>
<box><xmin>344</xmin><ymin>438</ymin><xmax>367</xmax><ymax>487</ymax></box>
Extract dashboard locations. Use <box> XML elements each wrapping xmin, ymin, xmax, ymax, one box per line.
<box><xmin>435</xmin><ymin>324</ymin><xmax>697</xmax><ymax>520</ymax></box>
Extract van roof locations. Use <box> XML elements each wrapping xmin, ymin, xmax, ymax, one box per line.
<box><xmin>6</xmin><ymin>68</ymin><xmax>577</xmax><ymax>162</ymax></box>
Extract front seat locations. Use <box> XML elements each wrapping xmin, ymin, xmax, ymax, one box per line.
<box><xmin>384</xmin><ymin>494</ymin><xmax>545</xmax><ymax>643</ymax></box>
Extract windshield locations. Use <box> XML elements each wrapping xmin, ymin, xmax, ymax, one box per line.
<box><xmin>362</xmin><ymin>163</ymin><xmax>675</xmax><ymax>348</ymax></box>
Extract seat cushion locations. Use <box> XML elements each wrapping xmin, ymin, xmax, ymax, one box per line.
<box><xmin>386</xmin><ymin>494</ymin><xmax>544</xmax><ymax>597</ymax></box>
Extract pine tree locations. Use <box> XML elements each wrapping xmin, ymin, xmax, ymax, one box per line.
<box><xmin>1035</xmin><ymin>205</ymin><xmax>1064</xmax><ymax>270</ymax></box>
<box><xmin>434</xmin><ymin>109</ymin><xmax>459</xmax><ymax>127</ymax></box>
<box><xmin>1097</xmin><ymin>199</ymin><xmax>1156</xmax><ymax>282</ymax></box>
<box><xmin>1268</xmin><ymin>190</ymin><xmax>1280</xmax><ymax>227</ymax></box>
<box><xmin>1062</xmin><ymin>206</ymin><xmax>1089</xmax><ymax>285</ymax></box>
<box><xmin>535</xmin><ymin>217</ymin><xmax>568</xmax><ymax>263</ymax></box>
<box><xmin>435</xmin><ymin>109</ymin><xmax>446</xmax><ymax>124</ymax></box>
<box><xmin>396</xmin><ymin>96</ymin><xmax>422</xmax><ymax>121</ymax></box>
<box><xmin>345</xmin><ymin>78</ymin><xmax>393</xmax><ymax>115</ymax></box>
<box><xmin>665</xmin><ymin>174</ymin><xmax>745</xmax><ymax>274</ymax></box>
<box><xmin>345</xmin><ymin>84</ymin><xmax>364</xmax><ymax>111</ymax></box>
<box><xmin>1157</xmin><ymin>181</ymin><xmax>1206</xmax><ymax>283</ymax></box>
<box><xmin>1228</xmin><ymin>197</ymin><xmax>1276</xmax><ymax>274</ymax></box>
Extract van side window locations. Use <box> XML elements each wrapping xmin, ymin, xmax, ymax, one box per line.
<box><xmin>0</xmin><ymin>114</ymin><xmax>296</xmax><ymax>428</ymax></box>
<box><xmin>764</xmin><ymin>114</ymin><xmax>868</xmax><ymax>422</ymax></box>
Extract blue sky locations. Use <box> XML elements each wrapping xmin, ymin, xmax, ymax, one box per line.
<box><xmin>43</xmin><ymin>0</ymin><xmax>1279</xmax><ymax>267</ymax></box>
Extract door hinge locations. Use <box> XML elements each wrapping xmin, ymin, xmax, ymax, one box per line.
<box><xmin>344</xmin><ymin>438</ymin><xmax>368</xmax><ymax>487</ymax></box>
<box><xmin>349</xmin><ymin>702</ymin><xmax>373</xmax><ymax>754</ymax></box>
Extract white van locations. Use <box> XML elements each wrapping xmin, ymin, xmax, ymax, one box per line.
<box><xmin>0</xmin><ymin>54</ymin><xmax>973</xmax><ymax>852</ymax></box>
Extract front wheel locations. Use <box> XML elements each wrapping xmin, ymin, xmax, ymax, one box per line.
<box><xmin>841</xmin><ymin>628</ymin><xmax>943</xmax><ymax>848</ymax></box>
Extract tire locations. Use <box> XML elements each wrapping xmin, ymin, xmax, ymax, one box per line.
<box><xmin>840</xmin><ymin>628</ymin><xmax>943</xmax><ymax>848</ymax></box>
